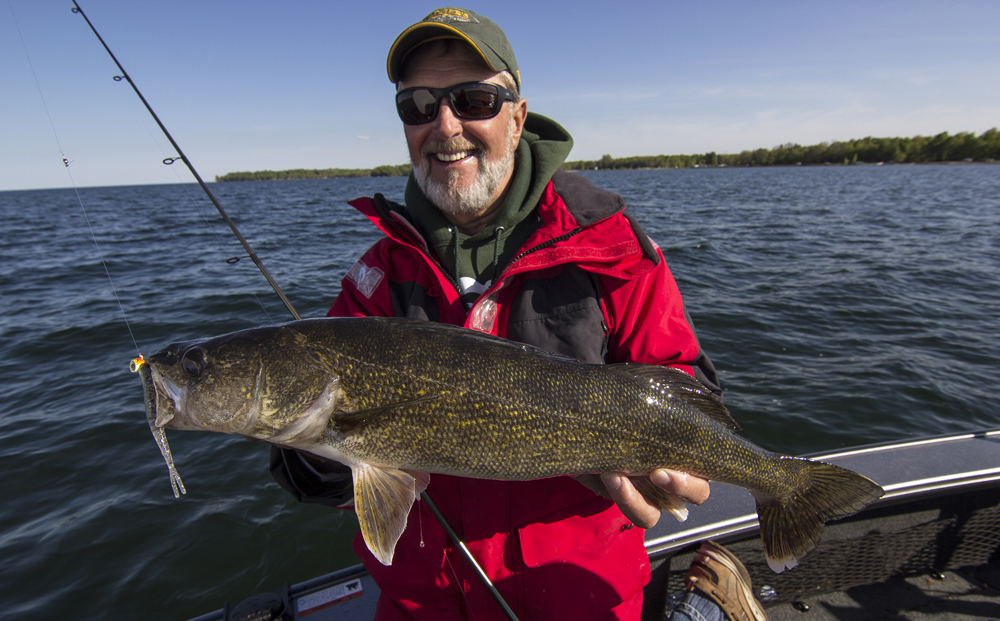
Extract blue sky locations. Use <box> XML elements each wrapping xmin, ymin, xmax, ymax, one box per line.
<box><xmin>3</xmin><ymin>0</ymin><xmax>998</xmax><ymax>191</ymax></box>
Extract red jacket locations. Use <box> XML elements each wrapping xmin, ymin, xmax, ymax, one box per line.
<box><xmin>320</xmin><ymin>170</ymin><xmax>718</xmax><ymax>620</ymax></box>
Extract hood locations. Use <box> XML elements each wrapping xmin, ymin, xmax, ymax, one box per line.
<box><xmin>402</xmin><ymin>112</ymin><xmax>575</xmax><ymax>303</ymax></box>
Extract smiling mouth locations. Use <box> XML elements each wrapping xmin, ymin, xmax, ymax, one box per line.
<box><xmin>434</xmin><ymin>150</ymin><xmax>475</xmax><ymax>163</ymax></box>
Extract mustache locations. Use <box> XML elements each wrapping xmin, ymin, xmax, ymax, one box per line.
<box><xmin>421</xmin><ymin>135</ymin><xmax>484</xmax><ymax>156</ymax></box>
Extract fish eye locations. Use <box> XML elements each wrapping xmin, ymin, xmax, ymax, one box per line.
<box><xmin>180</xmin><ymin>347</ymin><xmax>208</xmax><ymax>377</ymax></box>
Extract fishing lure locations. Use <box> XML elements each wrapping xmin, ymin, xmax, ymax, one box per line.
<box><xmin>131</xmin><ymin>355</ymin><xmax>186</xmax><ymax>498</ymax></box>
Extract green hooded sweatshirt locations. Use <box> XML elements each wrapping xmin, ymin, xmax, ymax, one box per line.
<box><xmin>403</xmin><ymin>112</ymin><xmax>574</xmax><ymax>307</ymax></box>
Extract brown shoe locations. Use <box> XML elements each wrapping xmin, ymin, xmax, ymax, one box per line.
<box><xmin>686</xmin><ymin>541</ymin><xmax>768</xmax><ymax>621</ymax></box>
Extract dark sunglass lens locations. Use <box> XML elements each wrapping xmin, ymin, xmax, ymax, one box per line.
<box><xmin>397</xmin><ymin>89</ymin><xmax>439</xmax><ymax>124</ymax></box>
<box><xmin>411</xmin><ymin>90</ymin><xmax>438</xmax><ymax>115</ymax></box>
<box><xmin>453</xmin><ymin>86</ymin><xmax>499</xmax><ymax>119</ymax></box>
<box><xmin>396</xmin><ymin>99</ymin><xmax>421</xmax><ymax>124</ymax></box>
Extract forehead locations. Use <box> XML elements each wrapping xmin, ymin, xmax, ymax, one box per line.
<box><xmin>398</xmin><ymin>40</ymin><xmax>501</xmax><ymax>89</ymax></box>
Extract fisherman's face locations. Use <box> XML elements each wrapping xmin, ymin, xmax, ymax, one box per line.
<box><xmin>399</xmin><ymin>44</ymin><xmax>526</xmax><ymax>218</ymax></box>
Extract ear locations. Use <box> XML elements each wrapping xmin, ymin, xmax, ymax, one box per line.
<box><xmin>510</xmin><ymin>97</ymin><xmax>528</xmax><ymax>145</ymax></box>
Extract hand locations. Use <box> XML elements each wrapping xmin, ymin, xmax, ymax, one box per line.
<box><xmin>574</xmin><ymin>469</ymin><xmax>710</xmax><ymax>529</ymax></box>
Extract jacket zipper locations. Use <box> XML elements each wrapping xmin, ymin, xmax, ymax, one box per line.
<box><xmin>493</xmin><ymin>226</ymin><xmax>583</xmax><ymax>285</ymax></box>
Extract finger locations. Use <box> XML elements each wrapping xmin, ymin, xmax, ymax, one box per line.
<box><xmin>601</xmin><ymin>472</ymin><xmax>661</xmax><ymax>529</ymax></box>
<box><xmin>649</xmin><ymin>469</ymin><xmax>710</xmax><ymax>505</ymax></box>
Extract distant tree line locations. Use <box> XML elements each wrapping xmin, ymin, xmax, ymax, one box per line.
<box><xmin>562</xmin><ymin>129</ymin><xmax>1000</xmax><ymax>171</ymax></box>
<box><xmin>215</xmin><ymin>163</ymin><xmax>411</xmax><ymax>182</ymax></box>
<box><xmin>215</xmin><ymin>129</ymin><xmax>998</xmax><ymax>181</ymax></box>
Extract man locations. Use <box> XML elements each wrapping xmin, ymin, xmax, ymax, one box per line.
<box><xmin>272</xmin><ymin>8</ymin><xmax>725</xmax><ymax>620</ymax></box>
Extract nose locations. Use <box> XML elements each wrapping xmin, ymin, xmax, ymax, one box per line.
<box><xmin>429</xmin><ymin>96</ymin><xmax>463</xmax><ymax>137</ymax></box>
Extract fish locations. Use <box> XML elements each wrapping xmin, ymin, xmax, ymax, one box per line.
<box><xmin>134</xmin><ymin>316</ymin><xmax>884</xmax><ymax>571</ymax></box>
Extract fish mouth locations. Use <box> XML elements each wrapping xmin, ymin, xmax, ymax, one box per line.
<box><xmin>149</xmin><ymin>367</ymin><xmax>185</xmax><ymax>428</ymax></box>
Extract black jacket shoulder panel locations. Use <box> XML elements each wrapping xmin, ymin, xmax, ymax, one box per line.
<box><xmin>549</xmin><ymin>170</ymin><xmax>659</xmax><ymax>265</ymax></box>
<box><xmin>549</xmin><ymin>169</ymin><xmax>626</xmax><ymax>227</ymax></box>
<box><xmin>621</xmin><ymin>210</ymin><xmax>661</xmax><ymax>266</ymax></box>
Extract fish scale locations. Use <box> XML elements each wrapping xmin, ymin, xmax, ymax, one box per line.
<box><xmin>319</xmin><ymin>324</ymin><xmax>733</xmax><ymax>479</ymax></box>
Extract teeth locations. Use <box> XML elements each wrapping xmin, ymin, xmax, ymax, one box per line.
<box><xmin>436</xmin><ymin>150</ymin><xmax>472</xmax><ymax>162</ymax></box>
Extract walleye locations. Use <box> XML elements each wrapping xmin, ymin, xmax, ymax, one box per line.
<box><xmin>135</xmin><ymin>317</ymin><xmax>883</xmax><ymax>571</ymax></box>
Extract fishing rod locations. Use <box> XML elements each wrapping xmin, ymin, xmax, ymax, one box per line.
<box><xmin>72</xmin><ymin>4</ymin><xmax>518</xmax><ymax>618</ymax></box>
<box><xmin>70</xmin><ymin>0</ymin><xmax>300</xmax><ymax>321</ymax></box>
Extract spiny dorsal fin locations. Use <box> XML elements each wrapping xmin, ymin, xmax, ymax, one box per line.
<box><xmin>352</xmin><ymin>464</ymin><xmax>423</xmax><ymax>565</ymax></box>
<box><xmin>608</xmin><ymin>363</ymin><xmax>739</xmax><ymax>431</ymax></box>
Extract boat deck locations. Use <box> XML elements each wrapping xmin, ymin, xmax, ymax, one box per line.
<box><xmin>762</xmin><ymin>565</ymin><xmax>999</xmax><ymax>621</ymax></box>
<box><xmin>643</xmin><ymin>429</ymin><xmax>1000</xmax><ymax>620</ymax></box>
<box><xmin>654</xmin><ymin>530</ymin><xmax>999</xmax><ymax>621</ymax></box>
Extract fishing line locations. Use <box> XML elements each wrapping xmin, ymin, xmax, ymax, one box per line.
<box><xmin>7</xmin><ymin>1</ymin><xmax>68</xmax><ymax>167</ymax></box>
<box><xmin>70</xmin><ymin>0</ymin><xmax>300</xmax><ymax>321</ymax></box>
<box><xmin>8</xmin><ymin>0</ymin><xmax>141</xmax><ymax>356</ymax></box>
<box><xmin>102</xmin><ymin>61</ymin><xmax>278</xmax><ymax>324</ymax></box>
<box><xmin>72</xmin><ymin>180</ymin><xmax>143</xmax><ymax>357</ymax></box>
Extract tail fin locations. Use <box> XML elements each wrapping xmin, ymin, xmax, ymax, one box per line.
<box><xmin>755</xmin><ymin>458</ymin><xmax>883</xmax><ymax>573</ymax></box>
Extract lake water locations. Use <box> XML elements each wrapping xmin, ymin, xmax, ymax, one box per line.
<box><xmin>1</xmin><ymin>165</ymin><xmax>997</xmax><ymax>620</ymax></box>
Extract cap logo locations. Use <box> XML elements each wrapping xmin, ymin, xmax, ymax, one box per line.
<box><xmin>423</xmin><ymin>8</ymin><xmax>480</xmax><ymax>24</ymax></box>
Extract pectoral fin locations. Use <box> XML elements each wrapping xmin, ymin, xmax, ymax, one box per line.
<box><xmin>337</xmin><ymin>395</ymin><xmax>440</xmax><ymax>434</ymax></box>
<box><xmin>352</xmin><ymin>464</ymin><xmax>424</xmax><ymax>565</ymax></box>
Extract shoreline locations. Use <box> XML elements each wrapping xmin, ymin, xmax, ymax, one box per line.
<box><xmin>213</xmin><ymin>159</ymin><xmax>998</xmax><ymax>182</ymax></box>
<box><xmin>569</xmin><ymin>159</ymin><xmax>999</xmax><ymax>172</ymax></box>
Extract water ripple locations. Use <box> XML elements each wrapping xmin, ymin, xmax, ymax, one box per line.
<box><xmin>1</xmin><ymin>167</ymin><xmax>997</xmax><ymax>619</ymax></box>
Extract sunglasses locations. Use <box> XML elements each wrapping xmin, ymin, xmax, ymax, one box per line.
<box><xmin>396</xmin><ymin>81</ymin><xmax>517</xmax><ymax>125</ymax></box>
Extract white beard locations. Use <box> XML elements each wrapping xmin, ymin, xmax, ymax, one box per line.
<box><xmin>413</xmin><ymin>114</ymin><xmax>517</xmax><ymax>217</ymax></box>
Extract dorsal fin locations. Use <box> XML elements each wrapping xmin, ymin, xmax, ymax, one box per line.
<box><xmin>608</xmin><ymin>363</ymin><xmax>739</xmax><ymax>431</ymax></box>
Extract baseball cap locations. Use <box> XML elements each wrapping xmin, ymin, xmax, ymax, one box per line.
<box><xmin>387</xmin><ymin>7</ymin><xmax>520</xmax><ymax>91</ymax></box>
